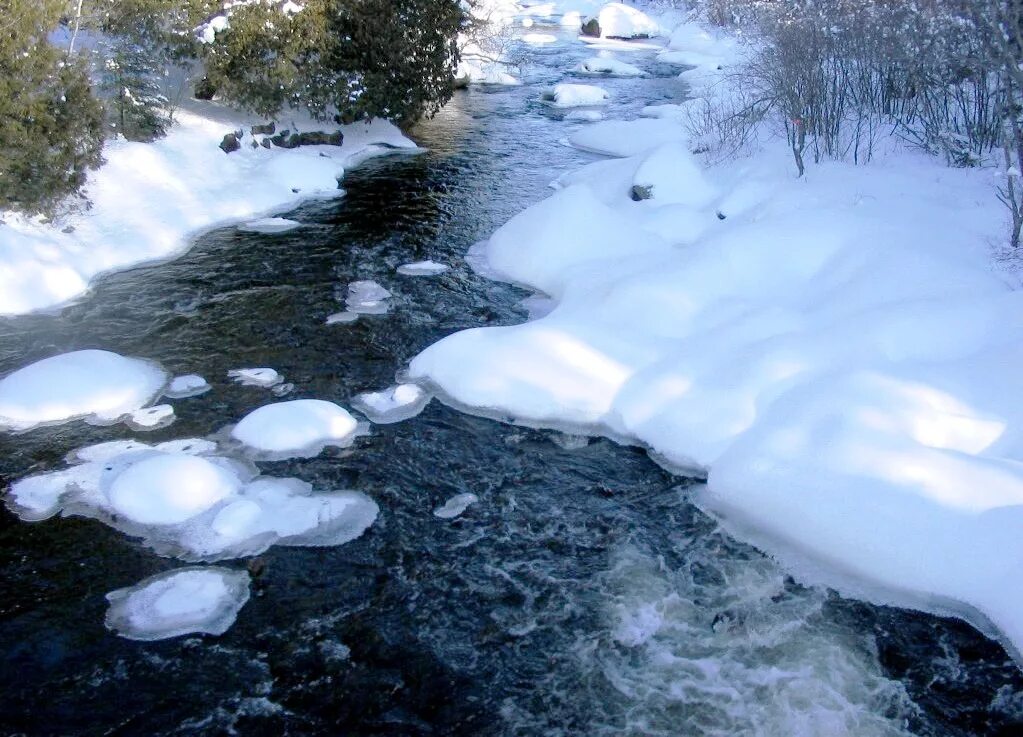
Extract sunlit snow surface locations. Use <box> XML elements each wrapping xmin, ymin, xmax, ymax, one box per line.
<box><xmin>105</xmin><ymin>567</ymin><xmax>251</xmax><ymax>641</ymax></box>
<box><xmin>6</xmin><ymin>440</ymin><xmax>379</xmax><ymax>561</ymax></box>
<box><xmin>0</xmin><ymin>350</ymin><xmax>168</xmax><ymax>432</ymax></box>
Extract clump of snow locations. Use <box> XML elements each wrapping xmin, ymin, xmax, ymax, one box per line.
<box><xmin>568</xmin><ymin>118</ymin><xmax>687</xmax><ymax>157</ymax></box>
<box><xmin>238</xmin><ymin>217</ymin><xmax>302</xmax><ymax>234</ymax></box>
<box><xmin>106</xmin><ymin>567</ymin><xmax>250</xmax><ymax>641</ymax></box>
<box><xmin>165</xmin><ymin>374</ymin><xmax>211</xmax><ymax>399</ymax></box>
<box><xmin>597</xmin><ymin>3</ymin><xmax>661</xmax><ymax>39</ymax></box>
<box><xmin>228</xmin><ymin>368</ymin><xmax>283</xmax><ymax>388</ymax></box>
<box><xmin>0</xmin><ymin>350</ymin><xmax>168</xmax><ymax>432</ymax></box>
<box><xmin>397</xmin><ymin>260</ymin><xmax>449</xmax><ymax>276</ymax></box>
<box><xmin>231</xmin><ymin>399</ymin><xmax>360</xmax><ymax>457</ymax></box>
<box><xmin>107</xmin><ymin>453</ymin><xmax>241</xmax><ymax>525</ymax></box>
<box><xmin>351</xmin><ymin>384</ymin><xmax>431</xmax><ymax>424</ymax></box>
<box><xmin>564</xmin><ymin>110</ymin><xmax>605</xmax><ymax>123</ymax></box>
<box><xmin>576</xmin><ymin>56</ymin><xmax>645</xmax><ymax>77</ymax></box>
<box><xmin>127</xmin><ymin>404</ymin><xmax>176</xmax><ymax>431</ymax></box>
<box><xmin>7</xmin><ymin>440</ymin><xmax>379</xmax><ymax>560</ymax></box>
<box><xmin>542</xmin><ymin>83</ymin><xmax>610</xmax><ymax>108</ymax></box>
<box><xmin>345</xmin><ymin>280</ymin><xmax>392</xmax><ymax>314</ymax></box>
<box><xmin>0</xmin><ymin>112</ymin><xmax>417</xmax><ymax>316</ymax></box>
<box><xmin>433</xmin><ymin>493</ymin><xmax>479</xmax><ymax>519</ymax></box>
<box><xmin>409</xmin><ymin>102</ymin><xmax>1023</xmax><ymax>660</ymax></box>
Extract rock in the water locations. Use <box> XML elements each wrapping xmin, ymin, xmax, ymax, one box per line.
<box><xmin>581</xmin><ymin>17</ymin><xmax>601</xmax><ymax>37</ymax></box>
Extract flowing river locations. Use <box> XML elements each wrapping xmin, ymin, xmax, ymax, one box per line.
<box><xmin>1</xmin><ymin>21</ymin><xmax>1022</xmax><ymax>737</ymax></box>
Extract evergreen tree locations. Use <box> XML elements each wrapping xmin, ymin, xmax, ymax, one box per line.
<box><xmin>100</xmin><ymin>38</ymin><xmax>172</xmax><ymax>141</ymax></box>
<box><xmin>0</xmin><ymin>0</ymin><xmax>104</xmax><ymax>213</ymax></box>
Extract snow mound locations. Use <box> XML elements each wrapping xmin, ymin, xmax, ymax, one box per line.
<box><xmin>568</xmin><ymin>118</ymin><xmax>687</xmax><ymax>157</ymax></box>
<box><xmin>632</xmin><ymin>142</ymin><xmax>718</xmax><ymax>207</ymax></box>
<box><xmin>433</xmin><ymin>493</ymin><xmax>479</xmax><ymax>519</ymax></box>
<box><xmin>107</xmin><ymin>453</ymin><xmax>241</xmax><ymax>525</ymax></box>
<box><xmin>0</xmin><ymin>350</ymin><xmax>168</xmax><ymax>432</ymax></box>
<box><xmin>7</xmin><ymin>440</ymin><xmax>379</xmax><ymax>560</ymax></box>
<box><xmin>238</xmin><ymin>217</ymin><xmax>302</xmax><ymax>234</ymax></box>
<box><xmin>397</xmin><ymin>260</ymin><xmax>449</xmax><ymax>276</ymax></box>
<box><xmin>543</xmin><ymin>83</ymin><xmax>609</xmax><ymax>108</ymax></box>
<box><xmin>565</xmin><ymin>110</ymin><xmax>605</xmax><ymax>123</ymax></box>
<box><xmin>345</xmin><ymin>279</ymin><xmax>392</xmax><ymax>314</ymax></box>
<box><xmin>576</xmin><ymin>56</ymin><xmax>645</xmax><ymax>77</ymax></box>
<box><xmin>165</xmin><ymin>374</ymin><xmax>211</xmax><ymax>399</ymax></box>
<box><xmin>351</xmin><ymin>384</ymin><xmax>431</xmax><ymax>424</ymax></box>
<box><xmin>105</xmin><ymin>567</ymin><xmax>250</xmax><ymax>641</ymax></box>
<box><xmin>228</xmin><ymin>368</ymin><xmax>283</xmax><ymax>388</ymax></box>
<box><xmin>597</xmin><ymin>3</ymin><xmax>660</xmax><ymax>39</ymax></box>
<box><xmin>231</xmin><ymin>399</ymin><xmax>359</xmax><ymax>457</ymax></box>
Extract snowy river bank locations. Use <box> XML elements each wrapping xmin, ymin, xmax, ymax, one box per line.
<box><xmin>1</xmin><ymin>7</ymin><xmax>1022</xmax><ymax>737</ymax></box>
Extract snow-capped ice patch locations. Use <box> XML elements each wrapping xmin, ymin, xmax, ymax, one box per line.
<box><xmin>564</xmin><ymin>109</ymin><xmax>604</xmax><ymax>123</ymax></box>
<box><xmin>576</xmin><ymin>56</ymin><xmax>645</xmax><ymax>76</ymax></box>
<box><xmin>6</xmin><ymin>440</ymin><xmax>379</xmax><ymax>560</ymax></box>
<box><xmin>0</xmin><ymin>350</ymin><xmax>168</xmax><ymax>432</ymax></box>
<box><xmin>105</xmin><ymin>567</ymin><xmax>250</xmax><ymax>641</ymax></box>
<box><xmin>107</xmin><ymin>453</ymin><xmax>241</xmax><ymax>525</ymax></box>
<box><xmin>433</xmin><ymin>493</ymin><xmax>479</xmax><ymax>519</ymax></box>
<box><xmin>597</xmin><ymin>3</ymin><xmax>661</xmax><ymax>39</ymax></box>
<box><xmin>165</xmin><ymin>374</ymin><xmax>211</xmax><ymax>399</ymax></box>
<box><xmin>397</xmin><ymin>260</ymin><xmax>449</xmax><ymax>276</ymax></box>
<box><xmin>231</xmin><ymin>399</ymin><xmax>359</xmax><ymax>457</ymax></box>
<box><xmin>351</xmin><ymin>384</ymin><xmax>431</xmax><ymax>424</ymax></box>
<box><xmin>326</xmin><ymin>311</ymin><xmax>360</xmax><ymax>325</ymax></box>
<box><xmin>542</xmin><ymin>83</ymin><xmax>609</xmax><ymax>108</ymax></box>
<box><xmin>127</xmin><ymin>403</ymin><xmax>176</xmax><ymax>430</ymax></box>
<box><xmin>568</xmin><ymin>118</ymin><xmax>687</xmax><ymax>157</ymax></box>
<box><xmin>238</xmin><ymin>217</ymin><xmax>302</xmax><ymax>234</ymax></box>
<box><xmin>345</xmin><ymin>279</ymin><xmax>392</xmax><ymax>314</ymax></box>
<box><xmin>228</xmin><ymin>368</ymin><xmax>282</xmax><ymax>388</ymax></box>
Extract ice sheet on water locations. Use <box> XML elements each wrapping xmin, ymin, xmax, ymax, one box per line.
<box><xmin>351</xmin><ymin>384</ymin><xmax>431</xmax><ymax>424</ymax></box>
<box><xmin>326</xmin><ymin>311</ymin><xmax>360</xmax><ymax>325</ymax></box>
<box><xmin>345</xmin><ymin>280</ymin><xmax>392</xmax><ymax>315</ymax></box>
<box><xmin>105</xmin><ymin>567</ymin><xmax>250</xmax><ymax>641</ymax></box>
<box><xmin>227</xmin><ymin>368</ymin><xmax>282</xmax><ymax>388</ymax></box>
<box><xmin>433</xmin><ymin>493</ymin><xmax>479</xmax><ymax>519</ymax></box>
<box><xmin>165</xmin><ymin>374</ymin><xmax>211</xmax><ymax>399</ymax></box>
<box><xmin>6</xmin><ymin>440</ymin><xmax>379</xmax><ymax>561</ymax></box>
<box><xmin>0</xmin><ymin>350</ymin><xmax>168</xmax><ymax>432</ymax></box>
<box><xmin>230</xmin><ymin>399</ymin><xmax>361</xmax><ymax>458</ymax></box>
<box><xmin>238</xmin><ymin>217</ymin><xmax>302</xmax><ymax>234</ymax></box>
<box><xmin>397</xmin><ymin>260</ymin><xmax>449</xmax><ymax>276</ymax></box>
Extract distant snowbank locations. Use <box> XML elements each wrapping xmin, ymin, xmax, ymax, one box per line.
<box><xmin>411</xmin><ymin>11</ymin><xmax>1023</xmax><ymax>661</ymax></box>
<box><xmin>0</xmin><ymin>103</ymin><xmax>417</xmax><ymax>316</ymax></box>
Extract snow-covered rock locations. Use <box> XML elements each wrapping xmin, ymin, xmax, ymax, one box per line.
<box><xmin>397</xmin><ymin>260</ymin><xmax>449</xmax><ymax>276</ymax></box>
<box><xmin>568</xmin><ymin>118</ymin><xmax>687</xmax><ymax>157</ymax></box>
<box><xmin>165</xmin><ymin>374</ymin><xmax>211</xmax><ymax>399</ymax></box>
<box><xmin>228</xmin><ymin>368</ymin><xmax>283</xmax><ymax>388</ymax></box>
<box><xmin>351</xmin><ymin>384</ymin><xmax>431</xmax><ymax>424</ymax></box>
<box><xmin>576</xmin><ymin>56</ymin><xmax>645</xmax><ymax>76</ymax></box>
<box><xmin>231</xmin><ymin>399</ymin><xmax>359</xmax><ymax>457</ymax></box>
<box><xmin>543</xmin><ymin>83</ymin><xmax>610</xmax><ymax>108</ymax></box>
<box><xmin>238</xmin><ymin>217</ymin><xmax>302</xmax><ymax>234</ymax></box>
<box><xmin>433</xmin><ymin>493</ymin><xmax>479</xmax><ymax>519</ymax></box>
<box><xmin>0</xmin><ymin>350</ymin><xmax>168</xmax><ymax>432</ymax></box>
<box><xmin>597</xmin><ymin>3</ymin><xmax>660</xmax><ymax>39</ymax></box>
<box><xmin>105</xmin><ymin>567</ymin><xmax>250</xmax><ymax>641</ymax></box>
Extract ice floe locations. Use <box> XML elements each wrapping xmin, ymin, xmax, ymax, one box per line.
<box><xmin>7</xmin><ymin>440</ymin><xmax>379</xmax><ymax>560</ymax></box>
<box><xmin>542</xmin><ymin>83</ymin><xmax>609</xmax><ymax>108</ymax></box>
<box><xmin>433</xmin><ymin>493</ymin><xmax>479</xmax><ymax>519</ymax></box>
<box><xmin>230</xmin><ymin>399</ymin><xmax>360</xmax><ymax>457</ymax></box>
<box><xmin>238</xmin><ymin>217</ymin><xmax>302</xmax><ymax>234</ymax></box>
<box><xmin>345</xmin><ymin>279</ymin><xmax>392</xmax><ymax>315</ymax></box>
<box><xmin>397</xmin><ymin>260</ymin><xmax>450</xmax><ymax>276</ymax></box>
<box><xmin>326</xmin><ymin>311</ymin><xmax>360</xmax><ymax>325</ymax></box>
<box><xmin>351</xmin><ymin>384</ymin><xmax>431</xmax><ymax>424</ymax></box>
<box><xmin>105</xmin><ymin>567</ymin><xmax>250</xmax><ymax>641</ymax></box>
<box><xmin>0</xmin><ymin>350</ymin><xmax>168</xmax><ymax>432</ymax></box>
<box><xmin>228</xmin><ymin>368</ymin><xmax>283</xmax><ymax>388</ymax></box>
<box><xmin>165</xmin><ymin>374</ymin><xmax>211</xmax><ymax>399</ymax></box>
<box><xmin>127</xmin><ymin>404</ymin><xmax>176</xmax><ymax>430</ymax></box>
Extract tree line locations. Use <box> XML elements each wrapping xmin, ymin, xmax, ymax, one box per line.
<box><xmin>0</xmin><ymin>0</ymin><xmax>467</xmax><ymax>214</ymax></box>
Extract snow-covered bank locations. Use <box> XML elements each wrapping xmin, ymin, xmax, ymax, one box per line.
<box><xmin>0</xmin><ymin>104</ymin><xmax>417</xmax><ymax>316</ymax></box>
<box><xmin>410</xmin><ymin>11</ymin><xmax>1023</xmax><ymax>661</ymax></box>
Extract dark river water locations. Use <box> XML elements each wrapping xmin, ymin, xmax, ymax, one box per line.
<box><xmin>2</xmin><ymin>23</ymin><xmax>1022</xmax><ymax>737</ymax></box>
